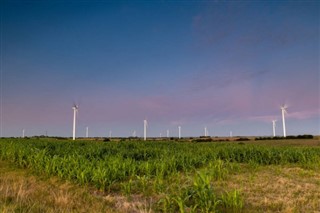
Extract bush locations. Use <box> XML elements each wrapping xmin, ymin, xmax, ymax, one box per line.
<box><xmin>236</xmin><ymin>138</ymin><xmax>250</xmax><ymax>141</ymax></box>
<box><xmin>297</xmin><ymin>135</ymin><xmax>313</xmax><ymax>139</ymax></box>
<box><xmin>192</xmin><ymin>138</ymin><xmax>213</xmax><ymax>143</ymax></box>
<box><xmin>255</xmin><ymin>135</ymin><xmax>313</xmax><ymax>140</ymax></box>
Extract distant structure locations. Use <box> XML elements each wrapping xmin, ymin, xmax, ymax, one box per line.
<box><xmin>22</xmin><ymin>129</ymin><xmax>25</xmax><ymax>138</ymax></box>
<box><xmin>72</xmin><ymin>104</ymin><xmax>78</xmax><ymax>140</ymax></box>
<box><xmin>204</xmin><ymin>126</ymin><xmax>208</xmax><ymax>137</ymax></box>
<box><xmin>272</xmin><ymin>120</ymin><xmax>277</xmax><ymax>137</ymax></box>
<box><xmin>86</xmin><ymin>126</ymin><xmax>89</xmax><ymax>138</ymax></box>
<box><xmin>281</xmin><ymin>105</ymin><xmax>288</xmax><ymax>137</ymax></box>
<box><xmin>166</xmin><ymin>129</ymin><xmax>169</xmax><ymax>138</ymax></box>
<box><xmin>143</xmin><ymin>119</ymin><xmax>148</xmax><ymax>141</ymax></box>
<box><xmin>178</xmin><ymin>126</ymin><xmax>181</xmax><ymax>139</ymax></box>
<box><xmin>132</xmin><ymin>130</ymin><xmax>136</xmax><ymax>137</ymax></box>
<box><xmin>109</xmin><ymin>130</ymin><xmax>112</xmax><ymax>138</ymax></box>
<box><xmin>230</xmin><ymin>131</ymin><xmax>232</xmax><ymax>137</ymax></box>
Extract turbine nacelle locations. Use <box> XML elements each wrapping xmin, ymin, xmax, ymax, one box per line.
<box><xmin>72</xmin><ymin>105</ymin><xmax>79</xmax><ymax>111</ymax></box>
<box><xmin>280</xmin><ymin>105</ymin><xmax>288</xmax><ymax>113</ymax></box>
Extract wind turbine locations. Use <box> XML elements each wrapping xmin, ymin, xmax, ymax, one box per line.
<box><xmin>22</xmin><ymin>129</ymin><xmax>25</xmax><ymax>138</ymax></box>
<box><xmin>143</xmin><ymin>119</ymin><xmax>148</xmax><ymax>141</ymax></box>
<box><xmin>281</xmin><ymin>105</ymin><xmax>288</xmax><ymax>137</ymax></box>
<box><xmin>109</xmin><ymin>130</ymin><xmax>112</xmax><ymax>139</ymax></box>
<box><xmin>204</xmin><ymin>126</ymin><xmax>208</xmax><ymax>137</ymax></box>
<box><xmin>132</xmin><ymin>130</ymin><xmax>136</xmax><ymax>137</ymax></box>
<box><xmin>166</xmin><ymin>129</ymin><xmax>169</xmax><ymax>138</ymax></box>
<box><xmin>72</xmin><ymin>104</ymin><xmax>78</xmax><ymax>140</ymax></box>
<box><xmin>230</xmin><ymin>131</ymin><xmax>232</xmax><ymax>138</ymax></box>
<box><xmin>178</xmin><ymin>126</ymin><xmax>181</xmax><ymax>139</ymax></box>
<box><xmin>86</xmin><ymin>126</ymin><xmax>89</xmax><ymax>138</ymax></box>
<box><xmin>272</xmin><ymin>120</ymin><xmax>277</xmax><ymax>137</ymax></box>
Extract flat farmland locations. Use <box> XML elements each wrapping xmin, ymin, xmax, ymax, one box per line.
<box><xmin>0</xmin><ymin>138</ymin><xmax>319</xmax><ymax>212</ymax></box>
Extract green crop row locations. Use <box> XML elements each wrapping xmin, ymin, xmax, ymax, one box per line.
<box><xmin>0</xmin><ymin>138</ymin><xmax>319</xmax><ymax>212</ymax></box>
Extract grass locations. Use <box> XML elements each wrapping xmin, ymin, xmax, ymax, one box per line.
<box><xmin>244</xmin><ymin>138</ymin><xmax>320</xmax><ymax>147</ymax></box>
<box><xmin>215</xmin><ymin>164</ymin><xmax>320</xmax><ymax>212</ymax></box>
<box><xmin>0</xmin><ymin>138</ymin><xmax>320</xmax><ymax>212</ymax></box>
<box><xmin>0</xmin><ymin>160</ymin><xmax>116</xmax><ymax>212</ymax></box>
<box><xmin>0</xmin><ymin>160</ymin><xmax>152</xmax><ymax>213</ymax></box>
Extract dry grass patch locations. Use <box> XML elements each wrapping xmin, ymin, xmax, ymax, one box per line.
<box><xmin>244</xmin><ymin>138</ymin><xmax>320</xmax><ymax>147</ymax></box>
<box><xmin>218</xmin><ymin>165</ymin><xmax>320</xmax><ymax>212</ymax></box>
<box><xmin>104</xmin><ymin>195</ymin><xmax>153</xmax><ymax>213</ymax></box>
<box><xmin>0</xmin><ymin>161</ymin><xmax>119</xmax><ymax>212</ymax></box>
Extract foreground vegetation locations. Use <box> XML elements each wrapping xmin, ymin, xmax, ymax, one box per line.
<box><xmin>0</xmin><ymin>138</ymin><xmax>319</xmax><ymax>212</ymax></box>
<box><xmin>0</xmin><ymin>160</ymin><xmax>117</xmax><ymax>212</ymax></box>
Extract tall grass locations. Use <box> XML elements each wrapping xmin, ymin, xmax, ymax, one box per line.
<box><xmin>1</xmin><ymin>138</ymin><xmax>319</xmax><ymax>212</ymax></box>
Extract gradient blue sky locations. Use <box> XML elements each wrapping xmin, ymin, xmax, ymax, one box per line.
<box><xmin>1</xmin><ymin>0</ymin><xmax>319</xmax><ymax>137</ymax></box>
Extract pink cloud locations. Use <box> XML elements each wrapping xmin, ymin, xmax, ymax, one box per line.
<box><xmin>287</xmin><ymin>109</ymin><xmax>320</xmax><ymax>120</ymax></box>
<box><xmin>248</xmin><ymin>108</ymin><xmax>319</xmax><ymax>123</ymax></box>
<box><xmin>248</xmin><ymin>115</ymin><xmax>278</xmax><ymax>123</ymax></box>
<box><xmin>215</xmin><ymin>118</ymin><xmax>238</xmax><ymax>125</ymax></box>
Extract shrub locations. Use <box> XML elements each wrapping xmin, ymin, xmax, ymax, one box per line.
<box><xmin>236</xmin><ymin>137</ymin><xmax>250</xmax><ymax>141</ymax></box>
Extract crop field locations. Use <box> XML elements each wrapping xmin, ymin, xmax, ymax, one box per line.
<box><xmin>0</xmin><ymin>138</ymin><xmax>320</xmax><ymax>212</ymax></box>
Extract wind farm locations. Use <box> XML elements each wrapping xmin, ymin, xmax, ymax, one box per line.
<box><xmin>65</xmin><ymin>101</ymin><xmax>315</xmax><ymax>142</ymax></box>
<box><xmin>0</xmin><ymin>1</ymin><xmax>319</xmax><ymax>212</ymax></box>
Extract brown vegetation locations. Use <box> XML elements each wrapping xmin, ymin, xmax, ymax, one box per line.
<box><xmin>0</xmin><ymin>160</ymin><xmax>144</xmax><ymax>213</ymax></box>
<box><xmin>217</xmin><ymin>165</ymin><xmax>320</xmax><ymax>212</ymax></box>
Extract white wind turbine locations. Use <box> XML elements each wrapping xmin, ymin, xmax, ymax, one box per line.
<box><xmin>22</xmin><ymin>129</ymin><xmax>25</xmax><ymax>138</ymax></box>
<box><xmin>281</xmin><ymin>105</ymin><xmax>288</xmax><ymax>137</ymax></box>
<box><xmin>166</xmin><ymin>129</ymin><xmax>169</xmax><ymax>138</ymax></box>
<box><xmin>143</xmin><ymin>119</ymin><xmax>148</xmax><ymax>141</ymax></box>
<box><xmin>86</xmin><ymin>126</ymin><xmax>89</xmax><ymax>138</ymax></box>
<box><xmin>178</xmin><ymin>126</ymin><xmax>181</xmax><ymax>139</ymax></box>
<box><xmin>204</xmin><ymin>126</ymin><xmax>208</xmax><ymax>137</ymax></box>
<box><xmin>72</xmin><ymin>104</ymin><xmax>78</xmax><ymax>140</ymax></box>
<box><xmin>272</xmin><ymin>120</ymin><xmax>277</xmax><ymax>137</ymax></box>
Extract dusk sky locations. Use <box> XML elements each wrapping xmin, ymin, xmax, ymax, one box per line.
<box><xmin>1</xmin><ymin>0</ymin><xmax>319</xmax><ymax>137</ymax></box>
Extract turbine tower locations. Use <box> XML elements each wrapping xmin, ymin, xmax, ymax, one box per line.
<box><xmin>204</xmin><ymin>126</ymin><xmax>208</xmax><ymax>137</ymax></box>
<box><xmin>281</xmin><ymin>105</ymin><xmax>288</xmax><ymax>137</ymax></box>
<box><xmin>132</xmin><ymin>130</ymin><xmax>136</xmax><ymax>137</ymax></box>
<box><xmin>109</xmin><ymin>130</ymin><xmax>112</xmax><ymax>139</ymax></box>
<box><xmin>272</xmin><ymin>120</ymin><xmax>277</xmax><ymax>137</ymax></box>
<box><xmin>144</xmin><ymin>119</ymin><xmax>148</xmax><ymax>141</ymax></box>
<box><xmin>72</xmin><ymin>105</ymin><xmax>78</xmax><ymax>140</ymax></box>
<box><xmin>86</xmin><ymin>126</ymin><xmax>89</xmax><ymax>138</ymax></box>
<box><xmin>22</xmin><ymin>129</ymin><xmax>25</xmax><ymax>138</ymax></box>
<box><xmin>178</xmin><ymin>126</ymin><xmax>181</xmax><ymax>139</ymax></box>
<box><xmin>167</xmin><ymin>129</ymin><xmax>169</xmax><ymax>138</ymax></box>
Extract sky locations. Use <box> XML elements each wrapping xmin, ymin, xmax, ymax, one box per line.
<box><xmin>0</xmin><ymin>0</ymin><xmax>319</xmax><ymax>137</ymax></box>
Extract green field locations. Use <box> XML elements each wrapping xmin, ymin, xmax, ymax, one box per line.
<box><xmin>0</xmin><ymin>138</ymin><xmax>319</xmax><ymax>212</ymax></box>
